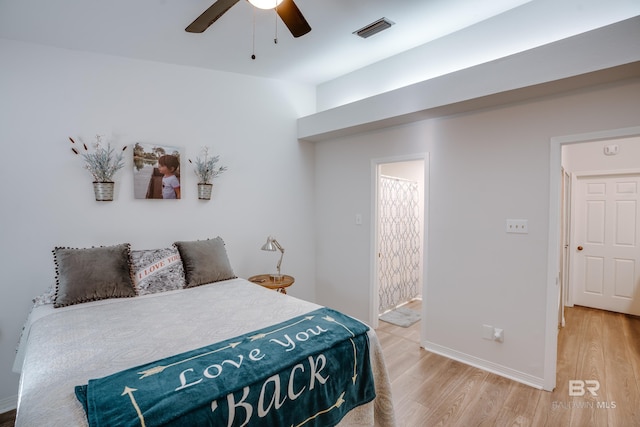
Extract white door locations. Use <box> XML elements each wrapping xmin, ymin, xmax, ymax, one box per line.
<box><xmin>572</xmin><ymin>173</ymin><xmax>640</xmax><ymax>315</ymax></box>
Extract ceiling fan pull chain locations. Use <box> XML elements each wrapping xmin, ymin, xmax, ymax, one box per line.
<box><xmin>251</xmin><ymin>6</ymin><xmax>256</xmax><ymax>60</ymax></box>
<box><xmin>274</xmin><ymin>3</ymin><xmax>278</xmax><ymax>44</ymax></box>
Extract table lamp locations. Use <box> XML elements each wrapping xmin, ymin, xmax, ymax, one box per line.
<box><xmin>261</xmin><ymin>236</ymin><xmax>284</xmax><ymax>280</ymax></box>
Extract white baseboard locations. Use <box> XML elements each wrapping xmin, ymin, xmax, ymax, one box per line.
<box><xmin>0</xmin><ymin>394</ymin><xmax>17</xmax><ymax>413</ymax></box>
<box><xmin>422</xmin><ymin>340</ymin><xmax>545</xmax><ymax>390</ymax></box>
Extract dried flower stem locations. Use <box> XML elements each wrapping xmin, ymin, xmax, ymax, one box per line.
<box><xmin>69</xmin><ymin>135</ymin><xmax>126</xmax><ymax>182</ymax></box>
<box><xmin>189</xmin><ymin>146</ymin><xmax>227</xmax><ymax>184</ymax></box>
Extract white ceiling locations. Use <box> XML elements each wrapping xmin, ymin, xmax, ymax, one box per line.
<box><xmin>0</xmin><ymin>0</ymin><xmax>638</xmax><ymax>86</ymax></box>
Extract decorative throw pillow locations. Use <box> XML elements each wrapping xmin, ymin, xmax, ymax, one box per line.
<box><xmin>33</xmin><ymin>285</ymin><xmax>56</xmax><ymax>307</ymax></box>
<box><xmin>174</xmin><ymin>237</ymin><xmax>236</xmax><ymax>288</ymax></box>
<box><xmin>130</xmin><ymin>247</ymin><xmax>186</xmax><ymax>295</ymax></box>
<box><xmin>53</xmin><ymin>243</ymin><xmax>136</xmax><ymax>308</ymax></box>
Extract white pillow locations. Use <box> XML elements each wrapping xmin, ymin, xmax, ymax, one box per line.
<box><xmin>130</xmin><ymin>247</ymin><xmax>186</xmax><ymax>295</ymax></box>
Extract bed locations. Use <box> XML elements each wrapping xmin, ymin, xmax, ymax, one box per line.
<box><xmin>13</xmin><ymin>239</ymin><xmax>396</xmax><ymax>426</ymax></box>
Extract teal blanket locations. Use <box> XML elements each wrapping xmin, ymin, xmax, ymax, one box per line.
<box><xmin>75</xmin><ymin>307</ymin><xmax>375</xmax><ymax>426</ymax></box>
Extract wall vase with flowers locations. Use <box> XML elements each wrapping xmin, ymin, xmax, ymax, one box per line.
<box><xmin>189</xmin><ymin>147</ymin><xmax>227</xmax><ymax>200</ymax></box>
<box><xmin>69</xmin><ymin>135</ymin><xmax>127</xmax><ymax>201</ymax></box>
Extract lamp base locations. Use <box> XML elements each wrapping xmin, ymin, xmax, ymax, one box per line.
<box><xmin>269</xmin><ymin>274</ymin><xmax>284</xmax><ymax>281</ymax></box>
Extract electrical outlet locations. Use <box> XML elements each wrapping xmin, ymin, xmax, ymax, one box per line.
<box><xmin>506</xmin><ymin>219</ymin><xmax>528</xmax><ymax>234</ymax></box>
<box><xmin>604</xmin><ymin>144</ymin><xmax>619</xmax><ymax>155</ymax></box>
<box><xmin>493</xmin><ymin>328</ymin><xmax>504</xmax><ymax>342</ymax></box>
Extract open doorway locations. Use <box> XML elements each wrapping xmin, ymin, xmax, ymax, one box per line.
<box><xmin>561</xmin><ymin>136</ymin><xmax>640</xmax><ymax>316</ymax></box>
<box><xmin>370</xmin><ymin>154</ymin><xmax>428</xmax><ymax>332</ymax></box>
<box><xmin>546</xmin><ymin>126</ymin><xmax>640</xmax><ymax>391</ymax></box>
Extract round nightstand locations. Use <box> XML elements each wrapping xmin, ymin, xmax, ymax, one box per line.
<box><xmin>248</xmin><ymin>274</ymin><xmax>295</xmax><ymax>294</ymax></box>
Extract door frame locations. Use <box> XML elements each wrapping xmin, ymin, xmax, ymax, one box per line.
<box><xmin>559</xmin><ymin>168</ymin><xmax>570</xmax><ymax>328</ymax></box>
<box><xmin>370</xmin><ymin>153</ymin><xmax>429</xmax><ymax>330</ymax></box>
<box><xmin>546</xmin><ymin>126</ymin><xmax>640</xmax><ymax>391</ymax></box>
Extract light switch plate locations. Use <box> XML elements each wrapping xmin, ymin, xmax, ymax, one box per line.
<box><xmin>506</xmin><ymin>219</ymin><xmax>528</xmax><ymax>234</ymax></box>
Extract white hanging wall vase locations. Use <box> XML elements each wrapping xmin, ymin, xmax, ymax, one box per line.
<box><xmin>93</xmin><ymin>182</ymin><xmax>114</xmax><ymax>201</ymax></box>
<box><xmin>198</xmin><ymin>183</ymin><xmax>213</xmax><ymax>200</ymax></box>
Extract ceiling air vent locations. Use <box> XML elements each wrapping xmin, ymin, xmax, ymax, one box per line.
<box><xmin>353</xmin><ymin>17</ymin><xmax>395</xmax><ymax>39</ymax></box>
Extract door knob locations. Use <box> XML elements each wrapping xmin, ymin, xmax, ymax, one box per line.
<box><xmin>577</xmin><ymin>246</ymin><xmax>583</xmax><ymax>251</ymax></box>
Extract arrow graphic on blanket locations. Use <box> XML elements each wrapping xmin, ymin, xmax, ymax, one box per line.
<box><xmin>322</xmin><ymin>315</ymin><xmax>356</xmax><ymax>336</ymax></box>
<box><xmin>137</xmin><ymin>341</ymin><xmax>241</xmax><ymax>379</ymax></box>
<box><xmin>122</xmin><ymin>386</ymin><xmax>146</xmax><ymax>427</ymax></box>
<box><xmin>293</xmin><ymin>392</ymin><xmax>346</xmax><ymax>427</ymax></box>
<box><xmin>323</xmin><ymin>314</ymin><xmax>360</xmax><ymax>383</ymax></box>
<box><xmin>349</xmin><ymin>338</ymin><xmax>358</xmax><ymax>384</ymax></box>
<box><xmin>248</xmin><ymin>316</ymin><xmax>315</xmax><ymax>341</ymax></box>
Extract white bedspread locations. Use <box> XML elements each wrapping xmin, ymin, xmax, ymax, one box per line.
<box><xmin>16</xmin><ymin>278</ymin><xmax>395</xmax><ymax>426</ymax></box>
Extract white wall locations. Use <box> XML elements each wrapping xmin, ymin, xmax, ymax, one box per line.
<box><xmin>380</xmin><ymin>160</ymin><xmax>423</xmax><ymax>183</ymax></box>
<box><xmin>0</xmin><ymin>39</ymin><xmax>316</xmax><ymax>407</ymax></box>
<box><xmin>562</xmin><ymin>136</ymin><xmax>640</xmax><ymax>172</ymax></box>
<box><xmin>314</xmin><ymin>77</ymin><xmax>640</xmax><ymax>387</ymax></box>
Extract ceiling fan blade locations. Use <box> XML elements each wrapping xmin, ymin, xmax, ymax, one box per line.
<box><xmin>186</xmin><ymin>0</ymin><xmax>241</xmax><ymax>33</ymax></box>
<box><xmin>276</xmin><ymin>0</ymin><xmax>311</xmax><ymax>38</ymax></box>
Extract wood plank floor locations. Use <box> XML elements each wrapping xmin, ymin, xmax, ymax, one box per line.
<box><xmin>375</xmin><ymin>300</ymin><xmax>640</xmax><ymax>427</ymax></box>
<box><xmin>2</xmin><ymin>302</ymin><xmax>639</xmax><ymax>426</ymax></box>
<box><xmin>0</xmin><ymin>409</ymin><xmax>15</xmax><ymax>427</ymax></box>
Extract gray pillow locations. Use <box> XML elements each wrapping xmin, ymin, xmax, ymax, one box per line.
<box><xmin>53</xmin><ymin>243</ymin><xmax>136</xmax><ymax>308</ymax></box>
<box><xmin>130</xmin><ymin>247</ymin><xmax>186</xmax><ymax>295</ymax></box>
<box><xmin>174</xmin><ymin>237</ymin><xmax>236</xmax><ymax>288</ymax></box>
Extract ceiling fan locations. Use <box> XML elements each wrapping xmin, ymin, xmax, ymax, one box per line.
<box><xmin>186</xmin><ymin>0</ymin><xmax>311</xmax><ymax>38</ymax></box>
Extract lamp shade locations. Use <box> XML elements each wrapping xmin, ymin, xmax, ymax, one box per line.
<box><xmin>261</xmin><ymin>238</ymin><xmax>277</xmax><ymax>251</ymax></box>
<box><xmin>248</xmin><ymin>0</ymin><xmax>284</xmax><ymax>10</ymax></box>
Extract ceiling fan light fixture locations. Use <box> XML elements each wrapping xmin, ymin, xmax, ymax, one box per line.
<box><xmin>186</xmin><ymin>0</ymin><xmax>310</xmax><ymax>38</ymax></box>
<box><xmin>248</xmin><ymin>0</ymin><xmax>284</xmax><ymax>10</ymax></box>
<box><xmin>353</xmin><ymin>17</ymin><xmax>395</xmax><ymax>39</ymax></box>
